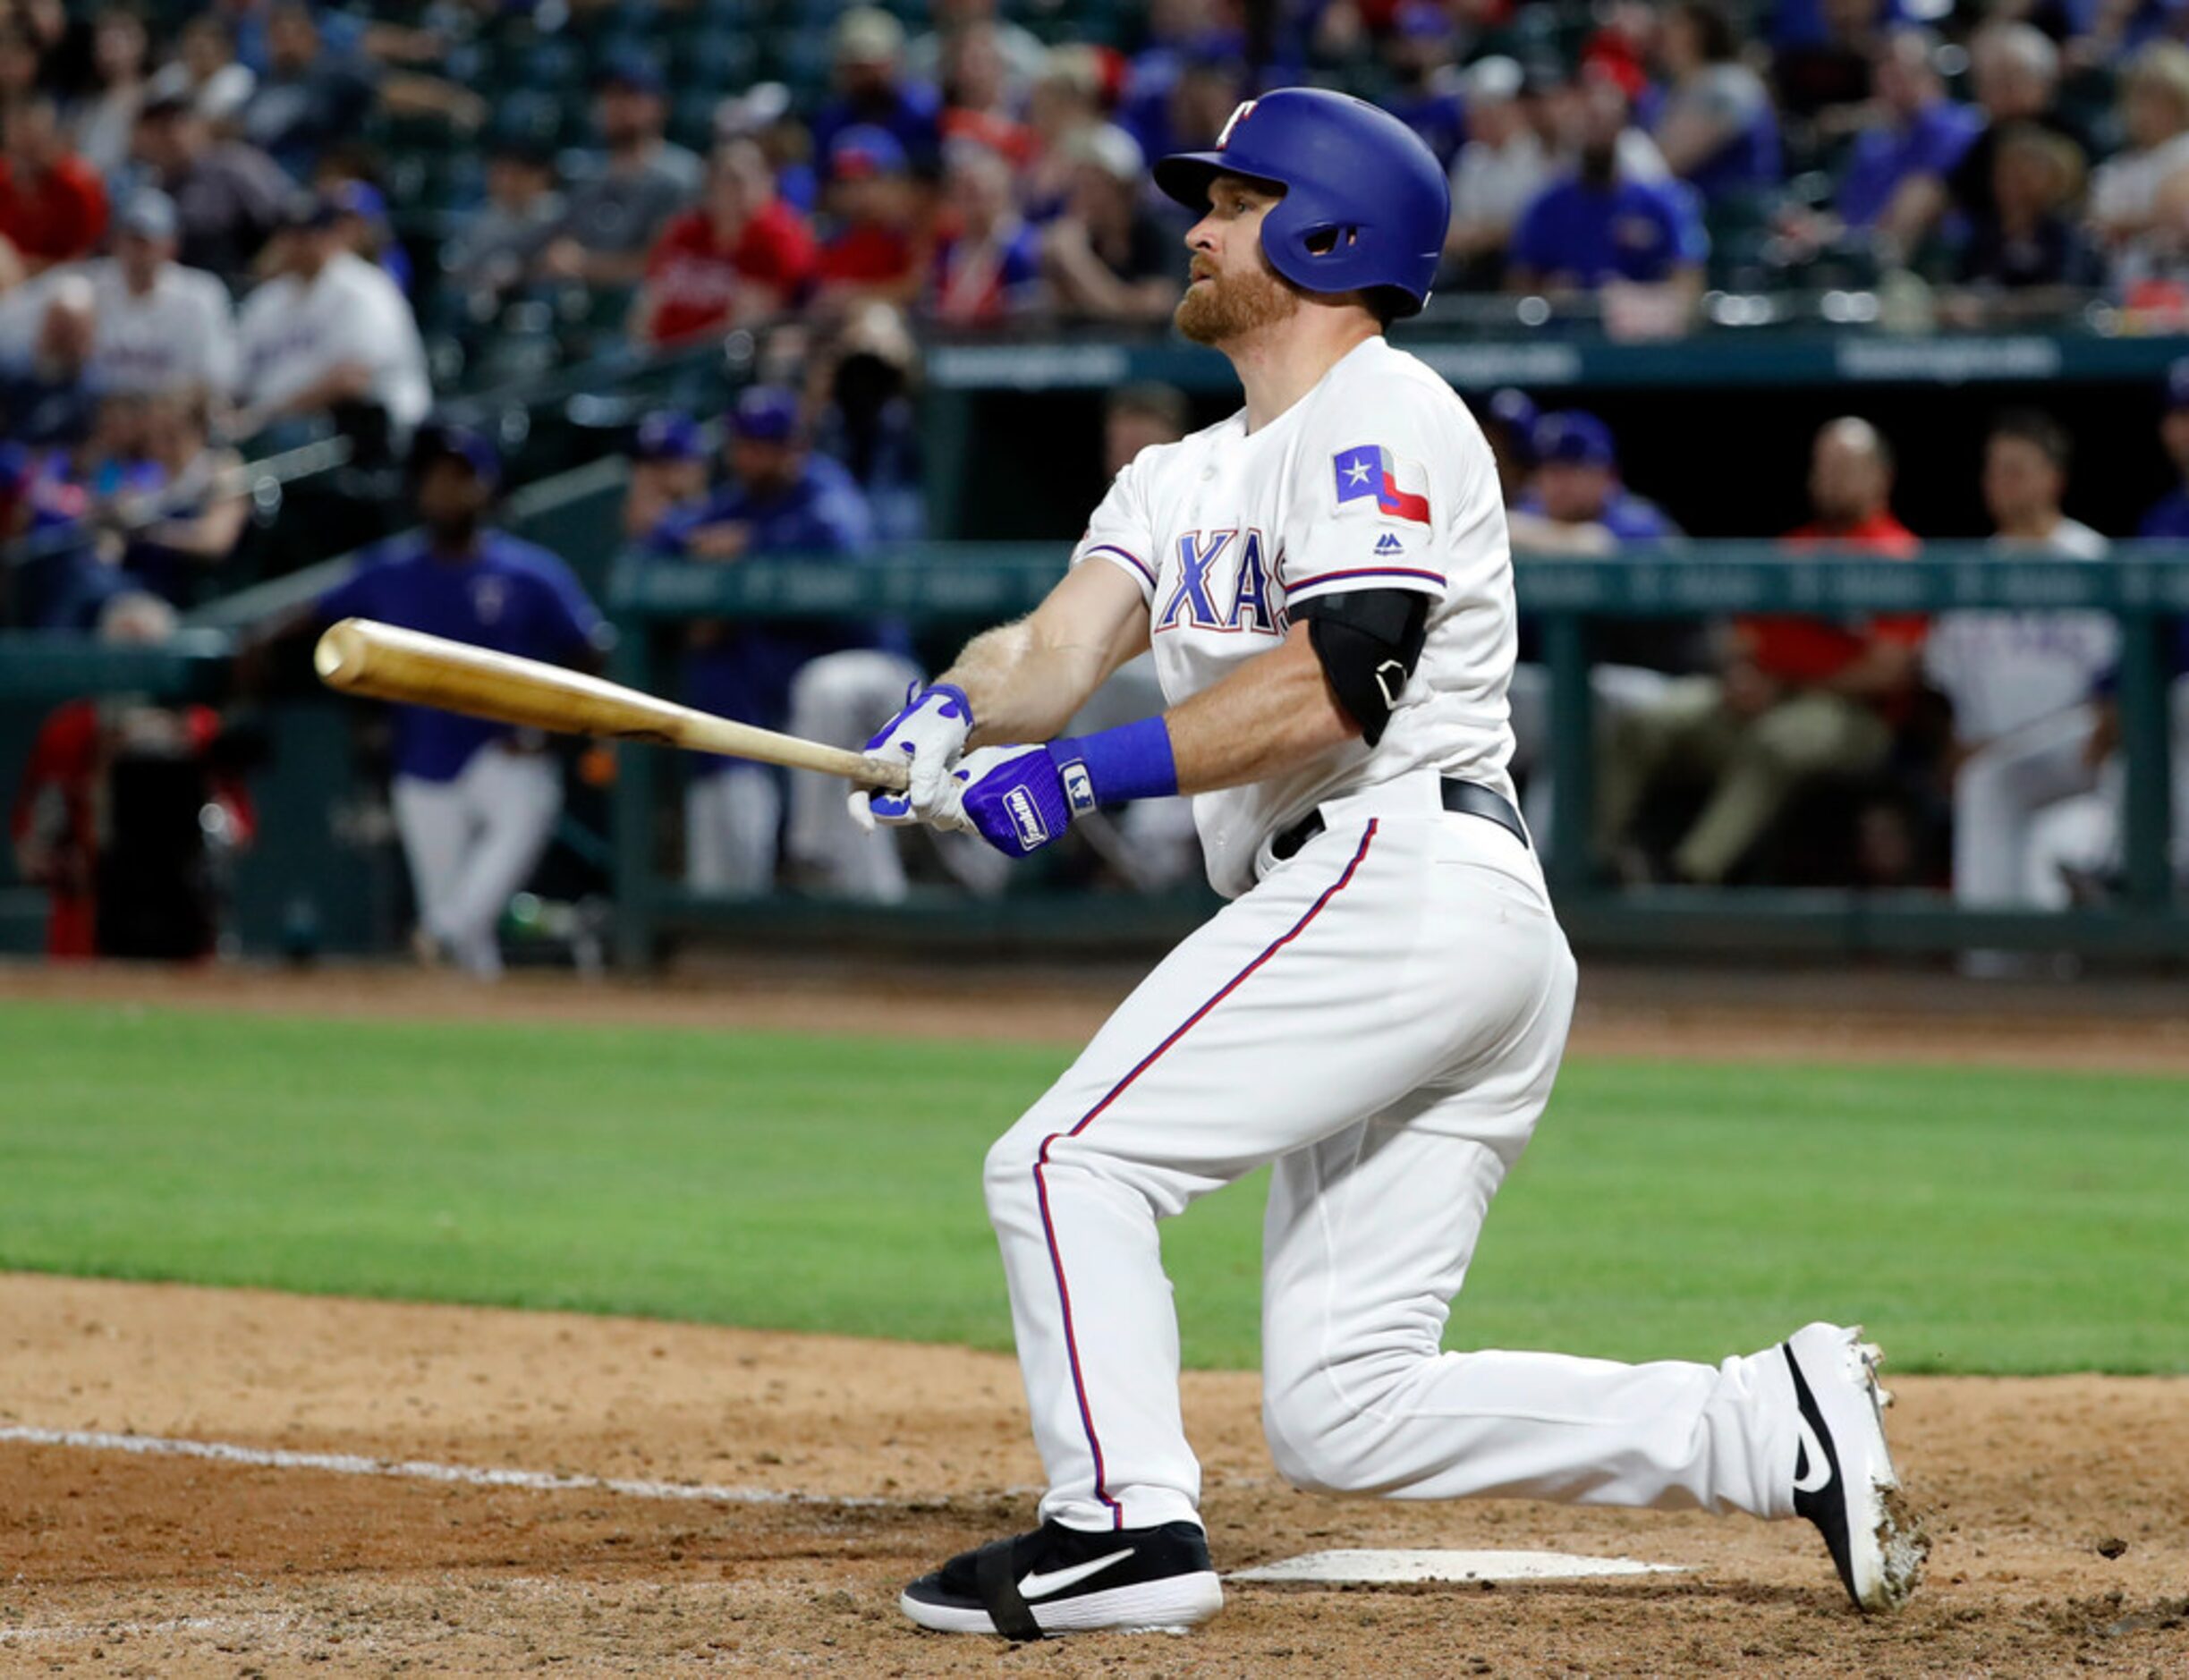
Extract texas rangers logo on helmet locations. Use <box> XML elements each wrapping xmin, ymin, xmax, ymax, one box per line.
<box><xmin>1216</xmin><ymin>99</ymin><xmax>1257</xmax><ymax>148</ymax></box>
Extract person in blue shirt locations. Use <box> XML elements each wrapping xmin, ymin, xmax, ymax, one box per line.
<box><xmin>646</xmin><ymin>384</ymin><xmax>912</xmax><ymax>897</ymax></box>
<box><xmin>1515</xmin><ymin>410</ymin><xmax>1683</xmax><ymax>543</ymax></box>
<box><xmin>2139</xmin><ymin>358</ymin><xmax>2189</xmax><ymax>539</ymax></box>
<box><xmin>307</xmin><ymin>423</ymin><xmax>604</xmax><ymax>976</ymax></box>
<box><xmin>1834</xmin><ymin>30</ymin><xmax>1983</xmax><ymax>240</ymax></box>
<box><xmin>1507</xmin><ymin>81</ymin><xmax>1709</xmax><ymax>297</ymax></box>
<box><xmin>810</xmin><ymin>8</ymin><xmax>944</xmax><ymax>182</ymax></box>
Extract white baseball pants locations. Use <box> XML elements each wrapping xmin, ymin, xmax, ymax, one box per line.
<box><xmin>686</xmin><ymin>766</ymin><xmax>781</xmax><ymax>896</ymax></box>
<box><xmin>985</xmin><ymin>776</ymin><xmax>1800</xmax><ymax>1534</ymax></box>
<box><xmin>1952</xmin><ymin>704</ymin><xmax>2102</xmax><ymax>910</ymax></box>
<box><xmin>391</xmin><ymin>747</ymin><xmax>560</xmax><ymax>978</ymax></box>
<box><xmin>785</xmin><ymin>649</ymin><xmax>921</xmax><ymax>903</ymax></box>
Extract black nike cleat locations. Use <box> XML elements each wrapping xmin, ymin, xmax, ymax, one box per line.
<box><xmin>1783</xmin><ymin>1321</ymin><xmax>1929</xmax><ymax>1612</ymax></box>
<box><xmin>900</xmin><ymin>1517</ymin><xmax>1223</xmax><ymax>1638</ymax></box>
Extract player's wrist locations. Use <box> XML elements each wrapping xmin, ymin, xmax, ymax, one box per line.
<box><xmin>1044</xmin><ymin>717</ymin><xmax>1178</xmax><ymax>816</ymax></box>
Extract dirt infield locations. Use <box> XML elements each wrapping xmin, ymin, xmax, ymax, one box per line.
<box><xmin>4</xmin><ymin>960</ymin><xmax>2187</xmax><ymax>1674</ymax></box>
<box><xmin>1</xmin><ymin>1275</ymin><xmax>2184</xmax><ymax>1676</ymax></box>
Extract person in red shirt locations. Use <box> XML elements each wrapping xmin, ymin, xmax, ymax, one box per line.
<box><xmin>0</xmin><ymin>93</ymin><xmax>108</xmax><ymax>274</ymax></box>
<box><xmin>1598</xmin><ymin>417</ymin><xmax>1925</xmax><ymax>883</ymax></box>
<box><xmin>814</xmin><ymin>124</ymin><xmax>923</xmax><ymax>306</ymax></box>
<box><xmin>633</xmin><ymin>140</ymin><xmax>817</xmax><ymax>346</ymax></box>
<box><xmin>929</xmin><ymin>139</ymin><xmax>1039</xmax><ymax>326</ymax></box>
<box><xmin>10</xmin><ymin>592</ymin><xmax>255</xmax><ymax>960</ymax></box>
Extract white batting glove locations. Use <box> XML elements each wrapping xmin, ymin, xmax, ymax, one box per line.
<box><xmin>848</xmin><ymin>683</ymin><xmax>975</xmax><ymax>832</ymax></box>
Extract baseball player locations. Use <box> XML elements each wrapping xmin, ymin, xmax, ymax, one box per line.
<box><xmin>851</xmin><ymin>89</ymin><xmax>1922</xmax><ymax>1640</ymax></box>
<box><xmin>306</xmin><ymin>425</ymin><xmax>604</xmax><ymax>975</ymax></box>
<box><xmin>1925</xmin><ymin>412</ymin><xmax>2116</xmax><ymax>952</ymax></box>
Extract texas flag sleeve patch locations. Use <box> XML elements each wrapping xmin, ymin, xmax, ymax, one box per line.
<box><xmin>1332</xmin><ymin>445</ymin><xmax>1431</xmax><ymax>524</ymax></box>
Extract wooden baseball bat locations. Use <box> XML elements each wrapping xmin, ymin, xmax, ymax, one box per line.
<box><xmin>312</xmin><ymin>617</ymin><xmax>910</xmax><ymax>790</ymax></box>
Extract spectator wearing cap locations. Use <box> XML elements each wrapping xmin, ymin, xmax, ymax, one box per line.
<box><xmin>129</xmin><ymin>91</ymin><xmax>292</xmax><ymax>278</ymax></box>
<box><xmin>717</xmin><ymin>82</ymin><xmax>819</xmax><ymax>216</ymax></box>
<box><xmin>1041</xmin><ymin>123</ymin><xmax>1184</xmax><ymax>324</ymax></box>
<box><xmin>633</xmin><ymin>140</ymin><xmax>817</xmax><ymax>348</ymax></box>
<box><xmin>622</xmin><ymin>409</ymin><xmax>708</xmax><ymax>543</ymax></box>
<box><xmin>815</xmin><ymin>126</ymin><xmax>923</xmax><ymax>305</ymax></box>
<box><xmin>1508</xmin><ymin>79</ymin><xmax>1708</xmax><ymax>301</ymax></box>
<box><xmin>1597</xmin><ymin>417</ymin><xmax>1922</xmax><ymax>887</ymax></box>
<box><xmin>142</xmin><ymin>16</ymin><xmax>256</xmax><ymax>127</ymax></box>
<box><xmin>1827</xmin><ymin>29</ymin><xmax>1981</xmax><ymax>251</ymax></box>
<box><xmin>1651</xmin><ymin>0</ymin><xmax>1781</xmax><ymax>204</ymax></box>
<box><xmin>324</xmin><ymin>178</ymin><xmax>410</xmax><ymax>292</ymax></box>
<box><xmin>536</xmin><ymin>56</ymin><xmax>702</xmax><ymax>293</ymax></box>
<box><xmin>1477</xmin><ymin>386</ymin><xmax>1540</xmax><ymax>505</ymax></box>
<box><xmin>69</xmin><ymin>6</ymin><xmax>149</xmax><ymax>182</ymax></box>
<box><xmin>1512</xmin><ymin>410</ymin><xmax>1682</xmax><ymax>548</ymax></box>
<box><xmin>908</xmin><ymin>0</ymin><xmax>1047</xmax><ymax>106</ymax></box>
<box><xmin>643</xmin><ymin>385</ymin><xmax>907</xmax><ymax>899</ymax></box>
<box><xmin>0</xmin><ymin>93</ymin><xmax>108</xmax><ymax>275</ymax></box>
<box><xmin>1446</xmin><ymin>56</ymin><xmax>1553</xmax><ymax>284</ymax></box>
<box><xmin>297</xmin><ymin>425</ymin><xmax>605</xmax><ymax>977</ymax></box>
<box><xmin>445</xmin><ymin>132</ymin><xmax>563</xmax><ymax>302</ymax></box>
<box><xmin>938</xmin><ymin>21</ymin><xmax>1037</xmax><ymax>169</ymax></box>
<box><xmin>2138</xmin><ymin>359</ymin><xmax>2189</xmax><ymax>537</ymax></box>
<box><xmin>233</xmin><ymin>192</ymin><xmax>431</xmax><ymax>454</ymax></box>
<box><xmin>77</xmin><ymin>190</ymin><xmax>239</xmax><ymax>404</ymax></box>
<box><xmin>930</xmin><ymin>140</ymin><xmax>1040</xmax><ymax>327</ymax></box>
<box><xmin>813</xmin><ymin>8</ymin><xmax>945</xmax><ymax>184</ymax></box>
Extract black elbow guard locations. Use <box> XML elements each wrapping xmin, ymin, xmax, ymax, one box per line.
<box><xmin>1297</xmin><ymin>588</ymin><xmax>1430</xmax><ymax>746</ymax></box>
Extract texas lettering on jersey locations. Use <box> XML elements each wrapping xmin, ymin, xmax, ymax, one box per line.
<box><xmin>1155</xmin><ymin>529</ymin><xmax>1279</xmax><ymax>635</ymax></box>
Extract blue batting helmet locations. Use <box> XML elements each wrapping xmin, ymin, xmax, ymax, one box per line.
<box><xmin>1154</xmin><ymin>89</ymin><xmax>1451</xmax><ymax>318</ymax></box>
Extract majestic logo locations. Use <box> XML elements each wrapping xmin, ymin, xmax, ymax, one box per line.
<box><xmin>1004</xmin><ymin>788</ymin><xmax>1049</xmax><ymax>850</ymax></box>
<box><xmin>1018</xmin><ymin>1548</ymin><xmax>1136</xmax><ymax>1600</ymax></box>
<box><xmin>1333</xmin><ymin>445</ymin><xmax>1432</xmax><ymax>525</ymax></box>
<box><xmin>1059</xmin><ymin>759</ymin><xmax>1097</xmax><ymax>816</ymax></box>
<box><xmin>1216</xmin><ymin>100</ymin><xmax>1257</xmax><ymax>149</ymax></box>
<box><xmin>1374</xmin><ymin>532</ymin><xmax>1405</xmax><ymax>556</ymax></box>
<box><xmin>1156</xmin><ymin>529</ymin><xmax>1277</xmax><ymax>635</ymax></box>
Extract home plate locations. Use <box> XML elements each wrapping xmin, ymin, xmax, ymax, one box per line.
<box><xmin>1230</xmin><ymin>1549</ymin><xmax>1686</xmax><ymax>1585</ymax></box>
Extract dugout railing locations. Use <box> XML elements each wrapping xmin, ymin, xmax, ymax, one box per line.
<box><xmin>607</xmin><ymin>541</ymin><xmax>2187</xmax><ymax>966</ymax></box>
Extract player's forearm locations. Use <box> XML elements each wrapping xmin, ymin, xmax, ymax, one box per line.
<box><xmin>942</xmin><ymin>619</ymin><xmax>1113</xmax><ymax>745</ymax></box>
<box><xmin>1162</xmin><ymin>624</ymin><xmax>1358</xmax><ymax>794</ymax></box>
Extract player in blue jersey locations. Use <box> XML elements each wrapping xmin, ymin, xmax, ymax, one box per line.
<box><xmin>297</xmin><ymin>424</ymin><xmax>605</xmax><ymax>975</ymax></box>
<box><xmin>645</xmin><ymin>384</ymin><xmax>912</xmax><ymax>896</ymax></box>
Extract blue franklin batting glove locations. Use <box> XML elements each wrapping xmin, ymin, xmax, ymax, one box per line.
<box><xmin>942</xmin><ymin>717</ymin><xmax>1178</xmax><ymax>859</ymax></box>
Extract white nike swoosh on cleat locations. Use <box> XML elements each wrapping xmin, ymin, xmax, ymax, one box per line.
<box><xmin>1018</xmin><ymin>1548</ymin><xmax>1136</xmax><ymax>1599</ymax></box>
<box><xmin>1793</xmin><ymin>1415</ymin><xmax>1833</xmax><ymax>1494</ymax></box>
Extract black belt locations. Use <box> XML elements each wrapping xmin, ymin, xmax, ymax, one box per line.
<box><xmin>1269</xmin><ymin>778</ymin><xmax>1528</xmax><ymax>863</ymax></box>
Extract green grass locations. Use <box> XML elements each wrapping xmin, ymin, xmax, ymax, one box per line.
<box><xmin>1</xmin><ymin>1002</ymin><xmax>2183</xmax><ymax>1374</ymax></box>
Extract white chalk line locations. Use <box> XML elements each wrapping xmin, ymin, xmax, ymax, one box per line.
<box><xmin>0</xmin><ymin>1422</ymin><xmax>889</xmax><ymax>1509</ymax></box>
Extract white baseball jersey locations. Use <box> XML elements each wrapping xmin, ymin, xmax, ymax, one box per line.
<box><xmin>1924</xmin><ymin>518</ymin><xmax>2117</xmax><ymax>746</ymax></box>
<box><xmin>1070</xmin><ymin>335</ymin><xmax>1517</xmax><ymax>897</ymax></box>
<box><xmin>237</xmin><ymin>250</ymin><xmax>432</xmax><ymax>432</ymax></box>
<box><xmin>83</xmin><ymin>259</ymin><xmax>240</xmax><ymax>399</ymax></box>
